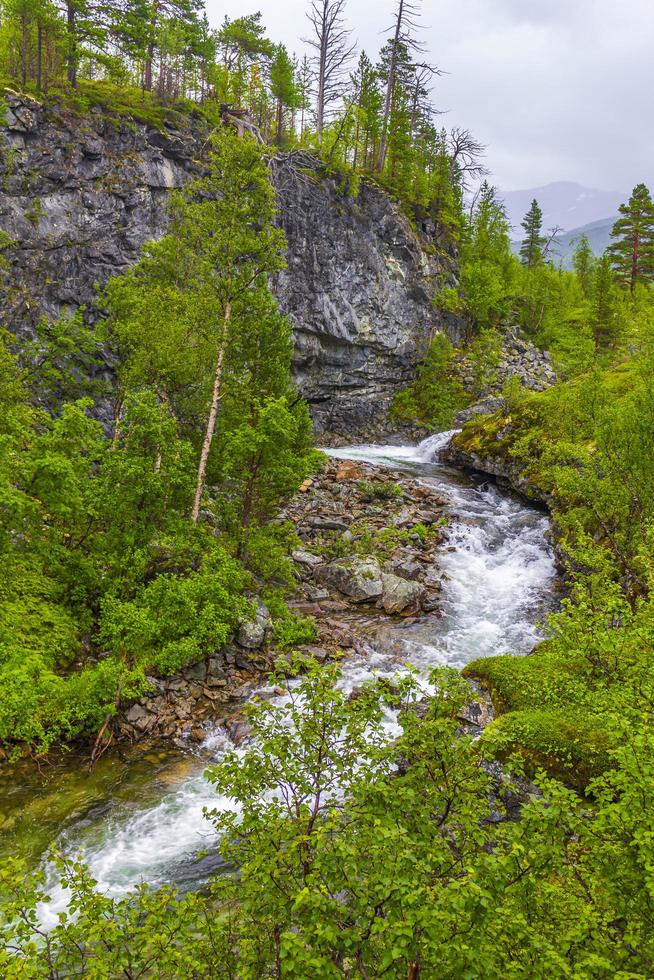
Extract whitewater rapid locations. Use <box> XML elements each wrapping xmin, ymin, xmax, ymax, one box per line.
<box><xmin>39</xmin><ymin>432</ymin><xmax>556</xmax><ymax>925</ymax></box>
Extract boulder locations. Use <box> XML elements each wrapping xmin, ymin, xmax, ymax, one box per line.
<box><xmin>379</xmin><ymin>573</ymin><xmax>425</xmax><ymax>615</ymax></box>
<box><xmin>391</xmin><ymin>559</ymin><xmax>423</xmax><ymax>581</ymax></box>
<box><xmin>335</xmin><ymin>460</ymin><xmax>364</xmax><ymax>481</ymax></box>
<box><xmin>292</xmin><ymin>548</ymin><xmax>324</xmax><ymax>569</ymax></box>
<box><xmin>237</xmin><ymin>619</ymin><xmax>266</xmax><ymax>649</ymax></box>
<box><xmin>236</xmin><ymin>600</ymin><xmax>272</xmax><ymax>649</ymax></box>
<box><xmin>315</xmin><ymin>558</ymin><xmax>383</xmax><ymax>602</ymax></box>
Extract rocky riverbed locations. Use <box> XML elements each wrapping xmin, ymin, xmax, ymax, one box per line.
<box><xmin>116</xmin><ymin>455</ymin><xmax>453</xmax><ymax>747</ymax></box>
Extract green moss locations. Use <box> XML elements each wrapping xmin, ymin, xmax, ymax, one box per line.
<box><xmin>480</xmin><ymin>708</ymin><xmax>613</xmax><ymax>790</ymax></box>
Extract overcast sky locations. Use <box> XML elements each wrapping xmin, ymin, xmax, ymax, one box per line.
<box><xmin>205</xmin><ymin>0</ymin><xmax>654</xmax><ymax>193</ymax></box>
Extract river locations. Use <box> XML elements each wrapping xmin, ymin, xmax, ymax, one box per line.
<box><xmin>2</xmin><ymin>434</ymin><xmax>557</xmax><ymax>926</ymax></box>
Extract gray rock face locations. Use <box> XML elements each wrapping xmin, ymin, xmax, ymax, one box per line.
<box><xmin>0</xmin><ymin>95</ymin><xmax>203</xmax><ymax>330</ymax></box>
<box><xmin>0</xmin><ymin>98</ymin><xmax>460</xmax><ymax>438</ymax></box>
<box><xmin>273</xmin><ymin>154</ymin><xmax>460</xmax><ymax>437</ymax></box>
<box><xmin>315</xmin><ymin>558</ymin><xmax>384</xmax><ymax>602</ymax></box>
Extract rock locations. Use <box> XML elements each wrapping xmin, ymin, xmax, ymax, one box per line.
<box><xmin>315</xmin><ymin>558</ymin><xmax>383</xmax><ymax>602</ymax></box>
<box><xmin>457</xmin><ymin>682</ymin><xmax>495</xmax><ymax>732</ymax></box>
<box><xmin>0</xmin><ymin>104</ymin><xmax>461</xmax><ymax>441</ymax></box>
<box><xmin>273</xmin><ymin>153</ymin><xmax>461</xmax><ymax>439</ymax></box>
<box><xmin>298</xmin><ymin>645</ymin><xmax>330</xmax><ymax>661</ymax></box>
<box><xmin>206</xmin><ymin>656</ymin><xmax>226</xmax><ymax>678</ymax></box>
<box><xmin>379</xmin><ymin>573</ymin><xmax>425</xmax><ymax>615</ymax></box>
<box><xmin>335</xmin><ymin>460</ymin><xmax>364</xmax><ymax>480</ymax></box>
<box><xmin>421</xmin><ymin>595</ymin><xmax>440</xmax><ymax>612</ymax></box>
<box><xmin>307</xmin><ymin>516</ymin><xmax>349</xmax><ymax>532</ymax></box>
<box><xmin>292</xmin><ymin>549</ymin><xmax>324</xmax><ymax>569</ymax></box>
<box><xmin>391</xmin><ymin>559</ymin><xmax>424</xmax><ymax>581</ymax></box>
<box><xmin>236</xmin><ymin>601</ymin><xmax>272</xmax><ymax>649</ymax></box>
<box><xmin>225</xmin><ymin>718</ymin><xmax>252</xmax><ymax>746</ymax></box>
<box><xmin>286</xmin><ymin>601</ymin><xmax>323</xmax><ymax>617</ymax></box>
<box><xmin>236</xmin><ymin>618</ymin><xmax>265</xmax><ymax>649</ymax></box>
<box><xmin>182</xmin><ymin>661</ymin><xmax>207</xmax><ymax>683</ymax></box>
<box><xmin>423</xmin><ymin>568</ymin><xmax>442</xmax><ymax>588</ymax></box>
<box><xmin>299</xmin><ymin>479</ymin><xmax>313</xmax><ymax>492</ymax></box>
<box><xmin>125</xmin><ymin>703</ymin><xmax>149</xmax><ymax>725</ymax></box>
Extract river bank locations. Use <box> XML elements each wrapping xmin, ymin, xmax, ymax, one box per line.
<box><xmin>1</xmin><ymin>434</ymin><xmax>558</xmax><ymax>915</ymax></box>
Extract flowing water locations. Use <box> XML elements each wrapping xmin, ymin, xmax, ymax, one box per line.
<box><xmin>2</xmin><ymin>433</ymin><xmax>557</xmax><ymax>926</ymax></box>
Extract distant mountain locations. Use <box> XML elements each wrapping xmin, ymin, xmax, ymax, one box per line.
<box><xmin>510</xmin><ymin>216</ymin><xmax>617</xmax><ymax>270</ymax></box>
<box><xmin>501</xmin><ymin>181</ymin><xmax>626</xmax><ymax>233</ymax></box>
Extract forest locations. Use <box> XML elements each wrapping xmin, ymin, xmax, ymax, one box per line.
<box><xmin>1</xmin><ymin>0</ymin><xmax>654</xmax><ymax>976</ymax></box>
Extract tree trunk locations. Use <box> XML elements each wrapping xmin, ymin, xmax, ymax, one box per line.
<box><xmin>378</xmin><ymin>0</ymin><xmax>403</xmax><ymax>172</ymax></box>
<box><xmin>191</xmin><ymin>302</ymin><xmax>232</xmax><ymax>523</ymax></box>
<box><xmin>66</xmin><ymin>0</ymin><xmax>77</xmax><ymax>88</ymax></box>
<box><xmin>21</xmin><ymin>12</ymin><xmax>27</xmax><ymax>88</ymax></box>
<box><xmin>631</xmin><ymin>231</ymin><xmax>640</xmax><ymax>294</ymax></box>
<box><xmin>36</xmin><ymin>22</ymin><xmax>42</xmax><ymax>92</ymax></box>
<box><xmin>275</xmin><ymin>97</ymin><xmax>283</xmax><ymax>146</ymax></box>
<box><xmin>316</xmin><ymin>13</ymin><xmax>328</xmax><ymax>143</ymax></box>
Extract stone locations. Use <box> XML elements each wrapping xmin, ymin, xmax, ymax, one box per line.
<box><xmin>182</xmin><ymin>661</ymin><xmax>207</xmax><ymax>683</ymax></box>
<box><xmin>391</xmin><ymin>560</ymin><xmax>423</xmax><ymax>581</ymax></box>
<box><xmin>379</xmin><ymin>573</ymin><xmax>425</xmax><ymax>615</ymax></box>
<box><xmin>125</xmin><ymin>703</ymin><xmax>149</xmax><ymax>725</ymax></box>
<box><xmin>315</xmin><ymin>558</ymin><xmax>383</xmax><ymax>602</ymax></box>
<box><xmin>335</xmin><ymin>460</ymin><xmax>364</xmax><ymax>480</ymax></box>
<box><xmin>206</xmin><ymin>656</ymin><xmax>226</xmax><ymax>678</ymax></box>
<box><xmin>236</xmin><ymin>618</ymin><xmax>266</xmax><ymax>649</ymax></box>
<box><xmin>205</xmin><ymin>676</ymin><xmax>227</xmax><ymax>688</ymax></box>
<box><xmin>292</xmin><ymin>549</ymin><xmax>324</xmax><ymax>569</ymax></box>
<box><xmin>236</xmin><ymin>600</ymin><xmax>272</xmax><ymax>649</ymax></box>
<box><xmin>307</xmin><ymin>516</ymin><xmax>349</xmax><ymax>532</ymax></box>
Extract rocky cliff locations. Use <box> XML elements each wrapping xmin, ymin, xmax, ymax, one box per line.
<box><xmin>272</xmin><ymin>154</ymin><xmax>459</xmax><ymax>437</ymax></box>
<box><xmin>0</xmin><ymin>93</ymin><xmax>458</xmax><ymax>437</ymax></box>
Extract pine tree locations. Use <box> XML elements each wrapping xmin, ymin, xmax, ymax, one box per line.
<box><xmin>572</xmin><ymin>234</ymin><xmax>596</xmax><ymax>297</ymax></box>
<box><xmin>520</xmin><ymin>198</ymin><xmax>546</xmax><ymax>269</ymax></box>
<box><xmin>269</xmin><ymin>44</ymin><xmax>300</xmax><ymax>146</ymax></box>
<box><xmin>591</xmin><ymin>254</ymin><xmax>621</xmax><ymax>350</ymax></box>
<box><xmin>608</xmin><ymin>183</ymin><xmax>654</xmax><ymax>293</ymax></box>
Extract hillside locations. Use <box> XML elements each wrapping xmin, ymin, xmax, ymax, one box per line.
<box><xmin>501</xmin><ymin>180</ymin><xmax>624</xmax><ymax>232</ymax></box>
<box><xmin>511</xmin><ymin>215</ymin><xmax>616</xmax><ymax>268</ymax></box>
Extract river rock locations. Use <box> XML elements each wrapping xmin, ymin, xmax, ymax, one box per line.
<box><xmin>391</xmin><ymin>559</ymin><xmax>424</xmax><ymax>581</ymax></box>
<box><xmin>236</xmin><ymin>601</ymin><xmax>272</xmax><ymax>649</ymax></box>
<box><xmin>379</xmin><ymin>573</ymin><xmax>425</xmax><ymax>615</ymax></box>
<box><xmin>315</xmin><ymin>558</ymin><xmax>383</xmax><ymax>602</ymax></box>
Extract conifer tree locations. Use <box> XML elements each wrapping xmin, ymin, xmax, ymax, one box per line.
<box><xmin>269</xmin><ymin>44</ymin><xmax>300</xmax><ymax>146</ymax></box>
<box><xmin>608</xmin><ymin>183</ymin><xmax>654</xmax><ymax>293</ymax></box>
<box><xmin>572</xmin><ymin>233</ymin><xmax>595</xmax><ymax>297</ymax></box>
<box><xmin>591</xmin><ymin>254</ymin><xmax>621</xmax><ymax>350</ymax></box>
<box><xmin>520</xmin><ymin>198</ymin><xmax>546</xmax><ymax>269</ymax></box>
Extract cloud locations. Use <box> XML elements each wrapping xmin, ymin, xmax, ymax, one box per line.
<box><xmin>206</xmin><ymin>0</ymin><xmax>654</xmax><ymax>192</ymax></box>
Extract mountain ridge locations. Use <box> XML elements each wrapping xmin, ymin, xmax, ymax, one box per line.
<box><xmin>500</xmin><ymin>180</ymin><xmax>625</xmax><ymax>232</ymax></box>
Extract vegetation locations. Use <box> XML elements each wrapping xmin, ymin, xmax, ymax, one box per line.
<box><xmin>454</xmin><ymin>321</ymin><xmax>654</xmax><ymax>786</ymax></box>
<box><xmin>0</xmin><ymin>132</ymin><xmax>317</xmax><ymax>753</ymax></box>
<box><xmin>2</xmin><ymin>0</ymin><xmax>654</xmax><ymax>974</ymax></box>
<box><xmin>3</xmin><ymin>661</ymin><xmax>654</xmax><ymax>977</ymax></box>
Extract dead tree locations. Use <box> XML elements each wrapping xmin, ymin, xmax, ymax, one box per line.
<box><xmin>220</xmin><ymin>104</ymin><xmax>265</xmax><ymax>144</ymax></box>
<box><xmin>448</xmin><ymin>127</ymin><xmax>489</xmax><ymax>190</ymax></box>
<box><xmin>305</xmin><ymin>0</ymin><xmax>356</xmax><ymax>143</ymax></box>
